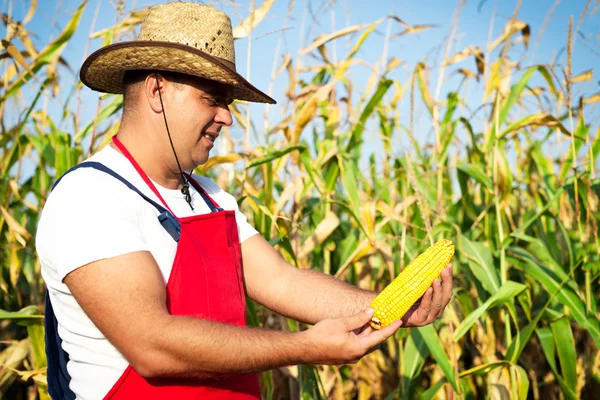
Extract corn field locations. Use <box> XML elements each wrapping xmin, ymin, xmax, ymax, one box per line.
<box><xmin>1</xmin><ymin>0</ymin><xmax>600</xmax><ymax>399</ymax></box>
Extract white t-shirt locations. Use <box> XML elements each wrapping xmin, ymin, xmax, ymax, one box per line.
<box><xmin>36</xmin><ymin>145</ymin><xmax>258</xmax><ymax>399</ymax></box>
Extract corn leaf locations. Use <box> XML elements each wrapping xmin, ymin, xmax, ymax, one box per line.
<box><xmin>400</xmin><ymin>328</ymin><xmax>429</xmax><ymax>397</ymax></box>
<box><xmin>536</xmin><ymin>328</ymin><xmax>579</xmax><ymax>400</ymax></box>
<box><xmin>0</xmin><ymin>306</ymin><xmax>42</xmax><ymax>321</ymax></box>
<box><xmin>300</xmin><ymin>24</ymin><xmax>365</xmax><ymax>55</ymax></box>
<box><xmin>509</xmin><ymin>252</ymin><xmax>600</xmax><ymax>348</ymax></box>
<box><xmin>453</xmin><ymin>281</ymin><xmax>526</xmax><ymax>341</ymax></box>
<box><xmin>560</xmin><ymin>114</ymin><xmax>588</xmax><ymax>181</ymax></box>
<box><xmin>415</xmin><ymin>324</ymin><xmax>459</xmax><ymax>392</ymax></box>
<box><xmin>459</xmin><ymin>235</ymin><xmax>500</xmax><ymax>294</ymax></box>
<box><xmin>198</xmin><ymin>153</ymin><xmax>246</xmax><ymax>172</ymax></box>
<box><xmin>486</xmin><ymin>66</ymin><xmax>540</xmax><ymax>152</ymax></box>
<box><xmin>550</xmin><ymin>317</ymin><xmax>578</xmax><ymax>391</ymax></box>
<box><xmin>421</xmin><ymin>379</ymin><xmax>446</xmax><ymax>400</ymax></box>
<box><xmin>75</xmin><ymin>95</ymin><xmax>123</xmax><ymax>143</ymax></box>
<box><xmin>4</xmin><ymin>0</ymin><xmax>86</xmax><ymax>99</ymax></box>
<box><xmin>457</xmin><ymin>163</ymin><xmax>493</xmax><ymax>192</ymax></box>
<box><xmin>347</xmin><ymin>79</ymin><xmax>393</xmax><ymax>152</ymax></box>
<box><xmin>570</xmin><ymin>69</ymin><xmax>593</xmax><ymax>83</ymax></box>
<box><xmin>515</xmin><ymin>365</ymin><xmax>530</xmax><ymax>400</ymax></box>
<box><xmin>488</xmin><ymin>20</ymin><xmax>530</xmax><ymax>51</ymax></box>
<box><xmin>232</xmin><ymin>0</ymin><xmax>275</xmax><ymax>39</ymax></box>
<box><xmin>246</xmin><ymin>145</ymin><xmax>306</xmax><ymax>169</ymax></box>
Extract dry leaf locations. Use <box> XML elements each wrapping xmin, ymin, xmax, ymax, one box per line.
<box><xmin>488</xmin><ymin>20</ymin><xmax>530</xmax><ymax>51</ymax></box>
<box><xmin>300</xmin><ymin>24</ymin><xmax>365</xmax><ymax>55</ymax></box>
<box><xmin>198</xmin><ymin>153</ymin><xmax>247</xmax><ymax>172</ymax></box>
<box><xmin>91</xmin><ymin>10</ymin><xmax>150</xmax><ymax>38</ymax></box>
<box><xmin>273</xmin><ymin>54</ymin><xmax>291</xmax><ymax>79</ymax></box>
<box><xmin>458</xmin><ymin>68</ymin><xmax>478</xmax><ymax>79</ymax></box>
<box><xmin>0</xmin><ymin>206</ymin><xmax>32</xmax><ymax>242</ymax></box>
<box><xmin>391</xmin><ymin>24</ymin><xmax>438</xmax><ymax>39</ymax></box>
<box><xmin>584</xmin><ymin>93</ymin><xmax>600</xmax><ymax>104</ymax></box>
<box><xmin>23</xmin><ymin>0</ymin><xmax>37</xmax><ymax>25</ymax></box>
<box><xmin>571</xmin><ymin>69</ymin><xmax>593</xmax><ymax>83</ymax></box>
<box><xmin>444</xmin><ymin>46</ymin><xmax>484</xmax><ymax>75</ymax></box>
<box><xmin>298</xmin><ymin>212</ymin><xmax>340</xmax><ymax>259</ymax></box>
<box><xmin>232</xmin><ymin>0</ymin><xmax>276</xmax><ymax>39</ymax></box>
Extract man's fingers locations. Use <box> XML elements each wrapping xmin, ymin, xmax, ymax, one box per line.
<box><xmin>440</xmin><ymin>265</ymin><xmax>453</xmax><ymax>314</ymax></box>
<box><xmin>358</xmin><ymin>325</ymin><xmax>373</xmax><ymax>338</ymax></box>
<box><xmin>361</xmin><ymin>319</ymin><xmax>402</xmax><ymax>349</ymax></box>
<box><xmin>344</xmin><ymin>308</ymin><xmax>374</xmax><ymax>331</ymax></box>
<box><xmin>430</xmin><ymin>278</ymin><xmax>443</xmax><ymax>322</ymax></box>
<box><xmin>417</xmin><ymin>287</ymin><xmax>433</xmax><ymax>321</ymax></box>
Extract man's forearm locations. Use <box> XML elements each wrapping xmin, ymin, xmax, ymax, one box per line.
<box><xmin>263</xmin><ymin>268</ymin><xmax>377</xmax><ymax>325</ymax></box>
<box><xmin>136</xmin><ymin>314</ymin><xmax>309</xmax><ymax>379</ymax></box>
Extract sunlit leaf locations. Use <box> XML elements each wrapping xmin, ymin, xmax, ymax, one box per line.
<box><xmin>232</xmin><ymin>0</ymin><xmax>276</xmax><ymax>39</ymax></box>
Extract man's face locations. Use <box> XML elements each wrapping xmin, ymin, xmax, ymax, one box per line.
<box><xmin>165</xmin><ymin>76</ymin><xmax>233</xmax><ymax>170</ymax></box>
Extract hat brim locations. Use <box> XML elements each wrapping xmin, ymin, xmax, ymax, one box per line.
<box><xmin>80</xmin><ymin>41</ymin><xmax>276</xmax><ymax>104</ymax></box>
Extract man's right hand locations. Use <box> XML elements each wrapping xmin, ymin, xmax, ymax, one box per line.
<box><xmin>301</xmin><ymin>308</ymin><xmax>402</xmax><ymax>365</ymax></box>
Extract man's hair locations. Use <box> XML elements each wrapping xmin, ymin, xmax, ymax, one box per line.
<box><xmin>121</xmin><ymin>70</ymin><xmax>190</xmax><ymax>116</ymax></box>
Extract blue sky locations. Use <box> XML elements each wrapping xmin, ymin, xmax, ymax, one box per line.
<box><xmin>5</xmin><ymin>0</ymin><xmax>600</xmax><ymax>167</ymax></box>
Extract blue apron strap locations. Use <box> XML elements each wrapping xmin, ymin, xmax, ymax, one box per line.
<box><xmin>52</xmin><ymin>162</ymin><xmax>181</xmax><ymax>242</ymax></box>
<box><xmin>45</xmin><ymin>161</ymin><xmax>182</xmax><ymax>398</ymax></box>
<box><xmin>45</xmin><ymin>292</ymin><xmax>76</xmax><ymax>400</ymax></box>
<box><xmin>52</xmin><ymin>162</ymin><xmax>168</xmax><ymax>214</ymax></box>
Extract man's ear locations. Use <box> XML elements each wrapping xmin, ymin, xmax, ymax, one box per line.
<box><xmin>143</xmin><ymin>73</ymin><xmax>167</xmax><ymax>114</ymax></box>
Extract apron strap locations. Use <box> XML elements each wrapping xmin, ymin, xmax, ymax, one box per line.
<box><xmin>183</xmin><ymin>172</ymin><xmax>223</xmax><ymax>213</ymax></box>
<box><xmin>53</xmin><ymin>162</ymin><xmax>181</xmax><ymax>242</ymax></box>
<box><xmin>112</xmin><ymin>136</ymin><xmax>224</xmax><ymax>214</ymax></box>
<box><xmin>44</xmin><ymin>292</ymin><xmax>76</xmax><ymax>400</ymax></box>
<box><xmin>53</xmin><ymin>162</ymin><xmax>168</xmax><ymax>214</ymax></box>
<box><xmin>112</xmin><ymin>136</ymin><xmax>177</xmax><ymax>216</ymax></box>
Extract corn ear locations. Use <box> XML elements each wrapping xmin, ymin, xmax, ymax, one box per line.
<box><xmin>369</xmin><ymin>239</ymin><xmax>455</xmax><ymax>329</ymax></box>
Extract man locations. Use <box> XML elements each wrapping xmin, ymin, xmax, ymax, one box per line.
<box><xmin>36</xmin><ymin>2</ymin><xmax>453</xmax><ymax>399</ymax></box>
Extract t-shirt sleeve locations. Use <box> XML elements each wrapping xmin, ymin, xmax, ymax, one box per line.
<box><xmin>36</xmin><ymin>169</ymin><xmax>150</xmax><ymax>282</ymax></box>
<box><xmin>193</xmin><ymin>176</ymin><xmax>259</xmax><ymax>243</ymax></box>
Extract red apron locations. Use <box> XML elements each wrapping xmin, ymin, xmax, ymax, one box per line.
<box><xmin>103</xmin><ymin>137</ymin><xmax>261</xmax><ymax>399</ymax></box>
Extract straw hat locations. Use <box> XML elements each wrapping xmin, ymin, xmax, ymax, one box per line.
<box><xmin>80</xmin><ymin>2</ymin><xmax>275</xmax><ymax>104</ymax></box>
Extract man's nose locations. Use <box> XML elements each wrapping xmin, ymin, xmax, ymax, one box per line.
<box><xmin>215</xmin><ymin>105</ymin><xmax>233</xmax><ymax>126</ymax></box>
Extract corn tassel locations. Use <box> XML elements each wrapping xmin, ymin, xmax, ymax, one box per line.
<box><xmin>369</xmin><ymin>239</ymin><xmax>454</xmax><ymax>329</ymax></box>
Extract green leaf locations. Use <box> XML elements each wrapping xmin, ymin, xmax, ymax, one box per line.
<box><xmin>26</xmin><ymin>323</ymin><xmax>47</xmax><ymax>369</ymax></box>
<box><xmin>401</xmin><ymin>328</ymin><xmax>429</xmax><ymax>397</ymax></box>
<box><xmin>515</xmin><ymin>365</ymin><xmax>530</xmax><ymax>400</ymax></box>
<box><xmin>508</xmin><ymin>254</ymin><xmax>600</xmax><ymax>348</ymax></box>
<box><xmin>75</xmin><ymin>95</ymin><xmax>123</xmax><ymax>143</ymax></box>
<box><xmin>505</xmin><ymin>187</ymin><xmax>564</xmax><ymax>246</ymax></box>
<box><xmin>347</xmin><ymin>79</ymin><xmax>393</xmax><ymax>152</ymax></box>
<box><xmin>560</xmin><ymin>113</ymin><xmax>588</xmax><ymax>181</ymax></box>
<box><xmin>338</xmin><ymin>155</ymin><xmax>362</xmax><ymax>219</ymax></box>
<box><xmin>421</xmin><ymin>379</ymin><xmax>446</xmax><ymax>400</ymax></box>
<box><xmin>4</xmin><ymin>1</ymin><xmax>87</xmax><ymax>99</ymax></box>
<box><xmin>439</xmin><ymin>92</ymin><xmax>459</xmax><ymax>163</ymax></box>
<box><xmin>246</xmin><ymin>145</ymin><xmax>306</xmax><ymax>169</ymax></box>
<box><xmin>550</xmin><ymin>317</ymin><xmax>578</xmax><ymax>391</ymax></box>
<box><xmin>536</xmin><ymin>328</ymin><xmax>579</xmax><ymax>400</ymax></box>
<box><xmin>530</xmin><ymin>141</ymin><xmax>557</xmax><ymax>192</ymax></box>
<box><xmin>457</xmin><ymin>163</ymin><xmax>493</xmax><ymax>192</ymax></box>
<box><xmin>299</xmin><ymin>148</ymin><xmax>325</xmax><ymax>195</ymax></box>
<box><xmin>459</xmin><ymin>235</ymin><xmax>500</xmax><ymax>294</ymax></box>
<box><xmin>0</xmin><ymin>306</ymin><xmax>43</xmax><ymax>322</ymax></box>
<box><xmin>415</xmin><ymin>324</ymin><xmax>459</xmax><ymax>392</ymax></box>
<box><xmin>453</xmin><ymin>281</ymin><xmax>526</xmax><ymax>341</ymax></box>
<box><xmin>486</xmin><ymin>66</ymin><xmax>538</xmax><ymax>151</ymax></box>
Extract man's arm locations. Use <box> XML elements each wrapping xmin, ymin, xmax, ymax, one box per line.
<box><xmin>64</xmin><ymin>251</ymin><xmax>401</xmax><ymax>379</ymax></box>
<box><xmin>241</xmin><ymin>234</ymin><xmax>453</xmax><ymax>326</ymax></box>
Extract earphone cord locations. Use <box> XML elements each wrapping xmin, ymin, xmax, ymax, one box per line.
<box><xmin>154</xmin><ymin>73</ymin><xmax>194</xmax><ymax>211</ymax></box>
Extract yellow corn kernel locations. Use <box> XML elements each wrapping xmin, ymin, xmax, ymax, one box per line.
<box><xmin>369</xmin><ymin>239</ymin><xmax>454</xmax><ymax>330</ymax></box>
